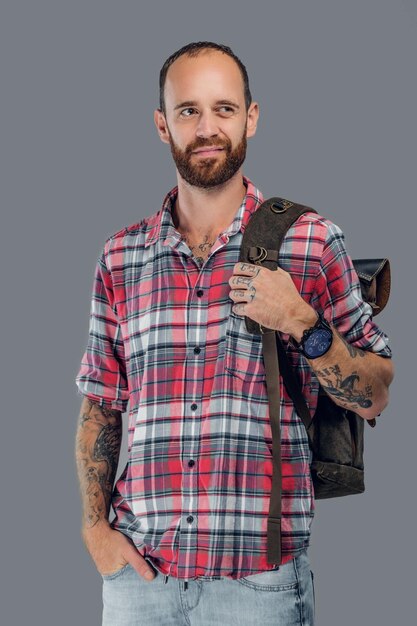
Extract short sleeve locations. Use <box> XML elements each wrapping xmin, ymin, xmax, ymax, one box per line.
<box><xmin>75</xmin><ymin>245</ymin><xmax>129</xmax><ymax>411</ymax></box>
<box><xmin>311</xmin><ymin>221</ymin><xmax>392</xmax><ymax>358</ymax></box>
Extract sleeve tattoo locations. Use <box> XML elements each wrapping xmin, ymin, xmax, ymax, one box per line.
<box><xmin>75</xmin><ymin>399</ymin><xmax>122</xmax><ymax>528</ymax></box>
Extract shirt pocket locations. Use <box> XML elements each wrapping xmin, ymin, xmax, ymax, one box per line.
<box><xmin>224</xmin><ymin>312</ymin><xmax>266</xmax><ymax>384</ymax></box>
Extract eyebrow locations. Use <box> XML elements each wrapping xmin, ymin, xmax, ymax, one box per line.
<box><xmin>173</xmin><ymin>100</ymin><xmax>241</xmax><ymax>111</ymax></box>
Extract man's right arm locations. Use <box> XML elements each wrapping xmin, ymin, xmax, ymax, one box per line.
<box><xmin>75</xmin><ymin>396</ymin><xmax>122</xmax><ymax>530</ymax></box>
<box><xmin>75</xmin><ymin>396</ymin><xmax>155</xmax><ymax>581</ymax></box>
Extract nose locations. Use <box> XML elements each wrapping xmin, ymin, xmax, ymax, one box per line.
<box><xmin>195</xmin><ymin>110</ymin><xmax>219</xmax><ymax>139</ymax></box>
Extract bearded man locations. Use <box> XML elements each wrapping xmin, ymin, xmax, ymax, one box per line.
<box><xmin>75</xmin><ymin>41</ymin><xmax>393</xmax><ymax>626</ymax></box>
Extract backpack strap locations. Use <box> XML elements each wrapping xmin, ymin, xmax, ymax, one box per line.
<box><xmin>240</xmin><ymin>197</ymin><xmax>316</xmax><ymax>564</ymax></box>
<box><xmin>275</xmin><ymin>334</ymin><xmax>313</xmax><ymax>431</ymax></box>
<box><xmin>262</xmin><ymin>330</ymin><xmax>283</xmax><ymax>564</ymax></box>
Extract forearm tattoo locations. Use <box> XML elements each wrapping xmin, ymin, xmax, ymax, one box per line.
<box><xmin>315</xmin><ymin>363</ymin><xmax>373</xmax><ymax>409</ymax></box>
<box><xmin>312</xmin><ymin>326</ymin><xmax>373</xmax><ymax>409</ymax></box>
<box><xmin>75</xmin><ymin>400</ymin><xmax>122</xmax><ymax>528</ymax></box>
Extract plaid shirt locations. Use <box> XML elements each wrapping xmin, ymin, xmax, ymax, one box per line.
<box><xmin>75</xmin><ymin>176</ymin><xmax>392</xmax><ymax>581</ymax></box>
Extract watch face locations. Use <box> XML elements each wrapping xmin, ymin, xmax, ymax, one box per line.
<box><xmin>304</xmin><ymin>328</ymin><xmax>333</xmax><ymax>358</ymax></box>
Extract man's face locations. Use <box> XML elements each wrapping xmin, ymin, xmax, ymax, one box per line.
<box><xmin>154</xmin><ymin>50</ymin><xmax>258</xmax><ymax>189</ymax></box>
<box><xmin>167</xmin><ymin>118</ymin><xmax>248</xmax><ymax>189</ymax></box>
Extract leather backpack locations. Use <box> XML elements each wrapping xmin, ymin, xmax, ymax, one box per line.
<box><xmin>239</xmin><ymin>197</ymin><xmax>391</xmax><ymax>564</ymax></box>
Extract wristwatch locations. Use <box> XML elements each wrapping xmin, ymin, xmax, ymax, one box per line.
<box><xmin>295</xmin><ymin>312</ymin><xmax>333</xmax><ymax>359</ymax></box>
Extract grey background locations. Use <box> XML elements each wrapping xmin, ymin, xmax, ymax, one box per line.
<box><xmin>1</xmin><ymin>1</ymin><xmax>414</xmax><ymax>624</ymax></box>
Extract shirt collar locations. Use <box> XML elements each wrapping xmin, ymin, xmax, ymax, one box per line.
<box><xmin>144</xmin><ymin>175</ymin><xmax>264</xmax><ymax>248</ymax></box>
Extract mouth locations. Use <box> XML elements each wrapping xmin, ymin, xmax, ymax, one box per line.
<box><xmin>192</xmin><ymin>147</ymin><xmax>225</xmax><ymax>157</ymax></box>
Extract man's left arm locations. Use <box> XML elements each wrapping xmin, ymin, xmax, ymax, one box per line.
<box><xmin>229</xmin><ymin>258</ymin><xmax>394</xmax><ymax>422</ymax></box>
<box><xmin>288</xmin><ymin>307</ymin><xmax>394</xmax><ymax>421</ymax></box>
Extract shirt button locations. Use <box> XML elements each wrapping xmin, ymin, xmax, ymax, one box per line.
<box><xmin>194</xmin><ymin>346</ymin><xmax>201</xmax><ymax>354</ymax></box>
<box><xmin>188</xmin><ymin>459</ymin><xmax>195</xmax><ymax>467</ymax></box>
<box><xmin>196</xmin><ymin>289</ymin><xmax>204</xmax><ymax>297</ymax></box>
<box><xmin>191</xmin><ymin>403</ymin><xmax>198</xmax><ymax>411</ymax></box>
<box><xmin>186</xmin><ymin>515</ymin><xmax>194</xmax><ymax>524</ymax></box>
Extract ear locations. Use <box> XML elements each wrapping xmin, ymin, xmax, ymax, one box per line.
<box><xmin>246</xmin><ymin>101</ymin><xmax>259</xmax><ymax>139</ymax></box>
<box><xmin>154</xmin><ymin>109</ymin><xmax>170</xmax><ymax>145</ymax></box>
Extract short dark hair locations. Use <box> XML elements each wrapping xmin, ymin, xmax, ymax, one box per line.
<box><xmin>158</xmin><ymin>41</ymin><xmax>252</xmax><ymax>115</ymax></box>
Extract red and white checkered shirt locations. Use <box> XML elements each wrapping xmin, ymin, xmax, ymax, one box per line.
<box><xmin>75</xmin><ymin>176</ymin><xmax>392</xmax><ymax>580</ymax></box>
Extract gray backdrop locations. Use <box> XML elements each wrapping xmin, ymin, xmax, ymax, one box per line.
<box><xmin>1</xmin><ymin>1</ymin><xmax>415</xmax><ymax>624</ymax></box>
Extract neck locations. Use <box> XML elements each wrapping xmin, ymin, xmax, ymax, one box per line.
<box><xmin>172</xmin><ymin>170</ymin><xmax>247</xmax><ymax>238</ymax></box>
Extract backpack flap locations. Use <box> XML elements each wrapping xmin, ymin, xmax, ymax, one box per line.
<box><xmin>352</xmin><ymin>258</ymin><xmax>391</xmax><ymax>316</ymax></box>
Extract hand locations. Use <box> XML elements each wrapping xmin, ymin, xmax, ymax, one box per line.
<box><xmin>81</xmin><ymin>520</ymin><xmax>155</xmax><ymax>581</ymax></box>
<box><xmin>229</xmin><ymin>262</ymin><xmax>316</xmax><ymax>338</ymax></box>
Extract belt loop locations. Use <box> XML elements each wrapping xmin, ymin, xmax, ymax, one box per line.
<box><xmin>184</xmin><ymin>580</ymin><xmax>188</xmax><ymax>591</ymax></box>
<box><xmin>164</xmin><ymin>575</ymin><xmax>169</xmax><ymax>585</ymax></box>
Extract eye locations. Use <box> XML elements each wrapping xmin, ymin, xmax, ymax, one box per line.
<box><xmin>180</xmin><ymin>108</ymin><xmax>197</xmax><ymax>117</ymax></box>
<box><xmin>217</xmin><ymin>106</ymin><xmax>235</xmax><ymax>114</ymax></box>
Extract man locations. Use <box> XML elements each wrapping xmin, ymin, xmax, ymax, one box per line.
<box><xmin>75</xmin><ymin>41</ymin><xmax>394</xmax><ymax>625</ymax></box>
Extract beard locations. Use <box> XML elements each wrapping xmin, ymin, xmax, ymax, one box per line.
<box><xmin>167</xmin><ymin>124</ymin><xmax>247</xmax><ymax>189</ymax></box>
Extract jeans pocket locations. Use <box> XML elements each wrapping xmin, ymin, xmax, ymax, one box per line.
<box><xmin>101</xmin><ymin>563</ymin><xmax>131</xmax><ymax>580</ymax></box>
<box><xmin>237</xmin><ymin>561</ymin><xmax>299</xmax><ymax>592</ymax></box>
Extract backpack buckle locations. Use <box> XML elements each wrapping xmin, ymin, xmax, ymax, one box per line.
<box><xmin>251</xmin><ymin>246</ymin><xmax>268</xmax><ymax>263</ymax></box>
<box><xmin>270</xmin><ymin>199</ymin><xmax>294</xmax><ymax>213</ymax></box>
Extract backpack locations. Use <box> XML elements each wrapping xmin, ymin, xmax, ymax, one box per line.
<box><xmin>239</xmin><ymin>196</ymin><xmax>391</xmax><ymax>564</ymax></box>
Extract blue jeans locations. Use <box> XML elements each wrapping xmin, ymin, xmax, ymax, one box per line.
<box><xmin>101</xmin><ymin>548</ymin><xmax>315</xmax><ymax>625</ymax></box>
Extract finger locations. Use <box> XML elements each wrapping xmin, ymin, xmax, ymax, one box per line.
<box><xmin>228</xmin><ymin>274</ymin><xmax>252</xmax><ymax>288</ymax></box>
<box><xmin>125</xmin><ymin>548</ymin><xmax>156</xmax><ymax>581</ymax></box>
<box><xmin>232</xmin><ymin>303</ymin><xmax>246</xmax><ymax>315</ymax></box>
<box><xmin>229</xmin><ymin>289</ymin><xmax>251</xmax><ymax>303</ymax></box>
<box><xmin>232</xmin><ymin>262</ymin><xmax>261</xmax><ymax>277</ymax></box>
